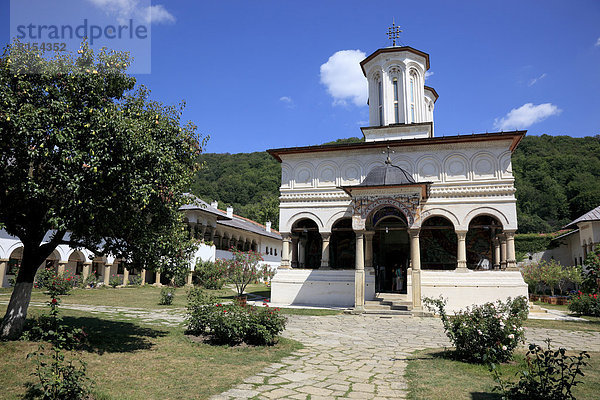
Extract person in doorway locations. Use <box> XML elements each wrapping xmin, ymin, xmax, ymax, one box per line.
<box><xmin>393</xmin><ymin>264</ymin><xmax>403</xmax><ymax>292</ymax></box>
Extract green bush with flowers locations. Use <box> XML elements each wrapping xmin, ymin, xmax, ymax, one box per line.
<box><xmin>424</xmin><ymin>296</ymin><xmax>529</xmax><ymax>364</ymax></box>
<box><xmin>194</xmin><ymin>260</ymin><xmax>227</xmax><ymax>289</ymax></box>
<box><xmin>568</xmin><ymin>291</ymin><xmax>600</xmax><ymax>316</ymax></box>
<box><xmin>34</xmin><ymin>267</ymin><xmax>74</xmax><ymax>296</ymax></box>
<box><xmin>186</xmin><ymin>300</ymin><xmax>286</xmax><ymax>346</ymax></box>
<box><xmin>225</xmin><ymin>248</ymin><xmax>275</xmax><ymax>297</ymax></box>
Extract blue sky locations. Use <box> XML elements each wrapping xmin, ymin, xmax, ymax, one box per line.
<box><xmin>2</xmin><ymin>0</ymin><xmax>600</xmax><ymax>153</ymax></box>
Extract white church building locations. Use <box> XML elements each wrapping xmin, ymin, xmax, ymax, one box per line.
<box><xmin>269</xmin><ymin>44</ymin><xmax>528</xmax><ymax>313</ymax></box>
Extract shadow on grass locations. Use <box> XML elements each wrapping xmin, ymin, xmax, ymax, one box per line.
<box><xmin>470</xmin><ymin>392</ymin><xmax>502</xmax><ymax>400</ymax></box>
<box><xmin>62</xmin><ymin>316</ymin><xmax>168</xmax><ymax>354</ymax></box>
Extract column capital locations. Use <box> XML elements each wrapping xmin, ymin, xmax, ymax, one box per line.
<box><xmin>0</xmin><ymin>258</ymin><xmax>9</xmax><ymax>262</ymax></box>
<box><xmin>320</xmin><ymin>232</ymin><xmax>331</xmax><ymax>241</ymax></box>
<box><xmin>281</xmin><ymin>232</ymin><xmax>292</xmax><ymax>241</ymax></box>
<box><xmin>504</xmin><ymin>230</ymin><xmax>516</xmax><ymax>238</ymax></box>
<box><xmin>455</xmin><ymin>229</ymin><xmax>468</xmax><ymax>237</ymax></box>
<box><xmin>353</xmin><ymin>229</ymin><xmax>366</xmax><ymax>236</ymax></box>
<box><xmin>364</xmin><ymin>231</ymin><xmax>376</xmax><ymax>239</ymax></box>
<box><xmin>408</xmin><ymin>228</ymin><xmax>420</xmax><ymax>238</ymax></box>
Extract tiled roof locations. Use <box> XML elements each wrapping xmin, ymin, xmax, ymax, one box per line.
<box><xmin>179</xmin><ymin>193</ymin><xmax>281</xmax><ymax>240</ymax></box>
<box><xmin>179</xmin><ymin>193</ymin><xmax>229</xmax><ymax>220</ymax></box>
<box><xmin>564</xmin><ymin>205</ymin><xmax>600</xmax><ymax>229</ymax></box>
<box><xmin>218</xmin><ymin>213</ymin><xmax>281</xmax><ymax>240</ymax></box>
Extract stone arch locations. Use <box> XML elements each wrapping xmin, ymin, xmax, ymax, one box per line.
<box><xmin>390</xmin><ymin>156</ymin><xmax>415</xmax><ymax>177</ymax></box>
<box><xmin>498</xmin><ymin>151</ymin><xmax>512</xmax><ymax>179</ymax></box>
<box><xmin>416</xmin><ymin>154</ymin><xmax>441</xmax><ymax>182</ymax></box>
<box><xmin>443</xmin><ymin>154</ymin><xmax>469</xmax><ymax>182</ymax></box>
<box><xmin>463</xmin><ymin>207</ymin><xmax>509</xmax><ymax>229</ymax></box>
<box><xmin>0</xmin><ymin>242</ymin><xmax>5</xmax><ymax>260</ymax></box>
<box><xmin>285</xmin><ymin>212</ymin><xmax>324</xmax><ymax>233</ymax></box>
<box><xmin>325</xmin><ymin>210</ymin><xmax>354</xmax><ymax>232</ymax></box>
<box><xmin>471</xmin><ymin>151</ymin><xmax>498</xmax><ymax>180</ymax></box>
<box><xmin>315</xmin><ymin>160</ymin><xmax>339</xmax><ymax>187</ymax></box>
<box><xmin>281</xmin><ymin>163</ymin><xmax>292</xmax><ymax>188</ymax></box>
<box><xmin>362</xmin><ymin>198</ymin><xmax>415</xmax><ymax>227</ymax></box>
<box><xmin>7</xmin><ymin>242</ymin><xmax>24</xmax><ymax>260</ymax></box>
<box><xmin>293</xmin><ymin>161</ymin><xmax>315</xmax><ymax>188</ymax></box>
<box><xmin>66</xmin><ymin>249</ymin><xmax>86</xmax><ymax>262</ymax></box>
<box><xmin>420</xmin><ymin>208</ymin><xmax>460</xmax><ymax>230</ymax></box>
<box><xmin>340</xmin><ymin>160</ymin><xmax>362</xmax><ymax>185</ymax></box>
<box><xmin>420</xmin><ymin>215</ymin><xmax>458</xmax><ymax>270</ymax></box>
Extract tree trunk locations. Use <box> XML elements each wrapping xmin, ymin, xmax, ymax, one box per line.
<box><xmin>0</xmin><ymin>244</ymin><xmax>42</xmax><ymax>340</ymax></box>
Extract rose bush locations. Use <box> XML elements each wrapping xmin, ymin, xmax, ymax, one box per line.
<box><xmin>424</xmin><ymin>296</ymin><xmax>529</xmax><ymax>363</ymax></box>
<box><xmin>568</xmin><ymin>291</ymin><xmax>600</xmax><ymax>317</ymax></box>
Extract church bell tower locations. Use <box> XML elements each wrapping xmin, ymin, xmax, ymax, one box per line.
<box><xmin>360</xmin><ymin>22</ymin><xmax>438</xmax><ymax>142</ymax></box>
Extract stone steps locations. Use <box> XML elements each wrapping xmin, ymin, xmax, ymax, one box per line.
<box><xmin>364</xmin><ymin>294</ymin><xmax>415</xmax><ymax>315</ymax></box>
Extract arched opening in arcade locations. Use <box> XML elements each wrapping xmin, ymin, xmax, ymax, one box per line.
<box><xmin>466</xmin><ymin>215</ymin><xmax>503</xmax><ymax>270</ymax></box>
<box><xmin>329</xmin><ymin>218</ymin><xmax>355</xmax><ymax>269</ymax></box>
<box><xmin>420</xmin><ymin>216</ymin><xmax>457</xmax><ymax>270</ymax></box>
<box><xmin>291</xmin><ymin>218</ymin><xmax>321</xmax><ymax>268</ymax></box>
<box><xmin>370</xmin><ymin>206</ymin><xmax>410</xmax><ymax>294</ymax></box>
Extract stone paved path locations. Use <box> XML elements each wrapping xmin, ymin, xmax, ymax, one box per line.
<box><xmin>5</xmin><ymin>299</ymin><xmax>600</xmax><ymax>399</ymax></box>
<box><xmin>213</xmin><ymin>314</ymin><xmax>600</xmax><ymax>400</ymax></box>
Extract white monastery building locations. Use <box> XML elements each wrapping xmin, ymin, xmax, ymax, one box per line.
<box><xmin>269</xmin><ymin>43</ymin><xmax>528</xmax><ymax>313</ymax></box>
<box><xmin>0</xmin><ymin>195</ymin><xmax>281</xmax><ymax>288</ymax></box>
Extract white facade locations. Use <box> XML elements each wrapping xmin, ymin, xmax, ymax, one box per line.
<box><xmin>269</xmin><ymin>44</ymin><xmax>528</xmax><ymax>312</ymax></box>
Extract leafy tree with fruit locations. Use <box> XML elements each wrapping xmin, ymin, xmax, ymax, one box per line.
<box><xmin>0</xmin><ymin>41</ymin><xmax>205</xmax><ymax>339</ymax></box>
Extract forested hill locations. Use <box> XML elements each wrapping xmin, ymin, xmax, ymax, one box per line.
<box><xmin>190</xmin><ymin>135</ymin><xmax>600</xmax><ymax>233</ymax></box>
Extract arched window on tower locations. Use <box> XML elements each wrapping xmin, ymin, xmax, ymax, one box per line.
<box><xmin>393</xmin><ymin>78</ymin><xmax>399</xmax><ymax>124</ymax></box>
<box><xmin>409</xmin><ymin>73</ymin><xmax>416</xmax><ymax>123</ymax></box>
<box><xmin>378</xmin><ymin>79</ymin><xmax>384</xmax><ymax>126</ymax></box>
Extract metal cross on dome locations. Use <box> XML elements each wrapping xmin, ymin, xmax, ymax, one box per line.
<box><xmin>387</xmin><ymin>20</ymin><xmax>402</xmax><ymax>46</ymax></box>
<box><xmin>383</xmin><ymin>146</ymin><xmax>395</xmax><ymax>164</ymax></box>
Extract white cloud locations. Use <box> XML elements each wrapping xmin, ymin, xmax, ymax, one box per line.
<box><xmin>494</xmin><ymin>103</ymin><xmax>561</xmax><ymax>130</ymax></box>
<box><xmin>320</xmin><ymin>50</ymin><xmax>367</xmax><ymax>106</ymax></box>
<box><xmin>87</xmin><ymin>0</ymin><xmax>175</xmax><ymax>24</ymax></box>
<box><xmin>425</xmin><ymin>71</ymin><xmax>434</xmax><ymax>80</ymax></box>
<box><xmin>279</xmin><ymin>96</ymin><xmax>295</xmax><ymax>108</ymax></box>
<box><xmin>596</xmin><ymin>37</ymin><xmax>600</xmax><ymax>47</ymax></box>
<box><xmin>141</xmin><ymin>5</ymin><xmax>176</xmax><ymax>24</ymax></box>
<box><xmin>527</xmin><ymin>73</ymin><xmax>547</xmax><ymax>87</ymax></box>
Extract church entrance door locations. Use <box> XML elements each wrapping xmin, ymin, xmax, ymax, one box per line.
<box><xmin>372</xmin><ymin>211</ymin><xmax>410</xmax><ymax>294</ymax></box>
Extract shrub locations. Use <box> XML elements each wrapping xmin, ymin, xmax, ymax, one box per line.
<box><xmin>159</xmin><ymin>287</ymin><xmax>176</xmax><ymax>305</ymax></box>
<box><xmin>27</xmin><ymin>346</ymin><xmax>93</xmax><ymax>400</ymax></box>
<box><xmin>424</xmin><ymin>296</ymin><xmax>529</xmax><ymax>363</ymax></box>
<box><xmin>195</xmin><ymin>260</ymin><xmax>227</xmax><ymax>289</ymax></box>
<box><xmin>568</xmin><ymin>291</ymin><xmax>600</xmax><ymax>317</ymax></box>
<box><xmin>47</xmin><ymin>273</ymin><xmax>74</xmax><ymax>297</ymax></box>
<box><xmin>186</xmin><ymin>301</ymin><xmax>286</xmax><ymax>346</ymax></box>
<box><xmin>108</xmin><ymin>274</ymin><xmax>121</xmax><ymax>288</ymax></box>
<box><xmin>128</xmin><ymin>275</ymin><xmax>142</xmax><ymax>286</ymax></box>
<box><xmin>224</xmin><ymin>248</ymin><xmax>274</xmax><ymax>297</ymax></box>
<box><xmin>581</xmin><ymin>244</ymin><xmax>600</xmax><ymax>293</ymax></box>
<box><xmin>186</xmin><ymin>287</ymin><xmax>218</xmax><ymax>334</ymax></box>
<box><xmin>492</xmin><ymin>339</ymin><xmax>589</xmax><ymax>400</ymax></box>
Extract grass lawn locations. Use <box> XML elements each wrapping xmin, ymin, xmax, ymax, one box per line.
<box><xmin>406</xmin><ymin>348</ymin><xmax>600</xmax><ymax>399</ymax></box>
<box><xmin>0</xmin><ymin>307</ymin><xmax>302</xmax><ymax>400</ymax></box>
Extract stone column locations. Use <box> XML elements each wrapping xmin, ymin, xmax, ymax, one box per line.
<box><xmin>123</xmin><ymin>268</ymin><xmax>129</xmax><ymax>286</ymax></box>
<box><xmin>493</xmin><ymin>238</ymin><xmax>501</xmax><ymax>270</ymax></box>
<box><xmin>209</xmin><ymin>226</ymin><xmax>216</xmax><ymax>242</ymax></box>
<box><xmin>57</xmin><ymin>261</ymin><xmax>67</xmax><ymax>275</ymax></box>
<box><xmin>0</xmin><ymin>259</ymin><xmax>8</xmax><ymax>288</ymax></box>
<box><xmin>455</xmin><ymin>230</ymin><xmax>468</xmax><ymax>272</ymax></box>
<box><xmin>364</xmin><ymin>231</ymin><xmax>375</xmax><ymax>270</ymax></box>
<box><xmin>298</xmin><ymin>238</ymin><xmax>307</xmax><ymax>268</ymax></box>
<box><xmin>140</xmin><ymin>269</ymin><xmax>147</xmax><ymax>285</ymax></box>
<box><xmin>291</xmin><ymin>236</ymin><xmax>299</xmax><ymax>268</ymax></box>
<box><xmin>409</xmin><ymin>229</ymin><xmax>422</xmax><ymax>311</ymax></box>
<box><xmin>154</xmin><ymin>271</ymin><xmax>162</xmax><ymax>286</ymax></box>
<box><xmin>186</xmin><ymin>270</ymin><xmax>193</xmax><ymax>286</ymax></box>
<box><xmin>500</xmin><ymin>235</ymin><xmax>507</xmax><ymax>270</ymax></box>
<box><xmin>505</xmin><ymin>231</ymin><xmax>517</xmax><ymax>270</ymax></box>
<box><xmin>280</xmin><ymin>234</ymin><xmax>291</xmax><ymax>268</ymax></box>
<box><xmin>320</xmin><ymin>232</ymin><xmax>331</xmax><ymax>269</ymax></box>
<box><xmin>82</xmin><ymin>262</ymin><xmax>91</xmax><ymax>281</ymax></box>
<box><xmin>103</xmin><ymin>263</ymin><xmax>111</xmax><ymax>286</ymax></box>
<box><xmin>353</xmin><ymin>230</ymin><xmax>365</xmax><ymax>313</ymax></box>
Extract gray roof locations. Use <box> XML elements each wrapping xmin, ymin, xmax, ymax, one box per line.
<box><xmin>358</xmin><ymin>163</ymin><xmax>416</xmax><ymax>187</ymax></box>
<box><xmin>180</xmin><ymin>193</ymin><xmax>281</xmax><ymax>240</ymax></box>
<box><xmin>564</xmin><ymin>205</ymin><xmax>600</xmax><ymax>229</ymax></box>
<box><xmin>218</xmin><ymin>216</ymin><xmax>281</xmax><ymax>240</ymax></box>
<box><xmin>179</xmin><ymin>193</ymin><xmax>230</xmax><ymax>220</ymax></box>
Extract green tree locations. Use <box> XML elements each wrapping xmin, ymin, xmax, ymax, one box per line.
<box><xmin>0</xmin><ymin>41</ymin><xmax>204</xmax><ymax>339</ymax></box>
